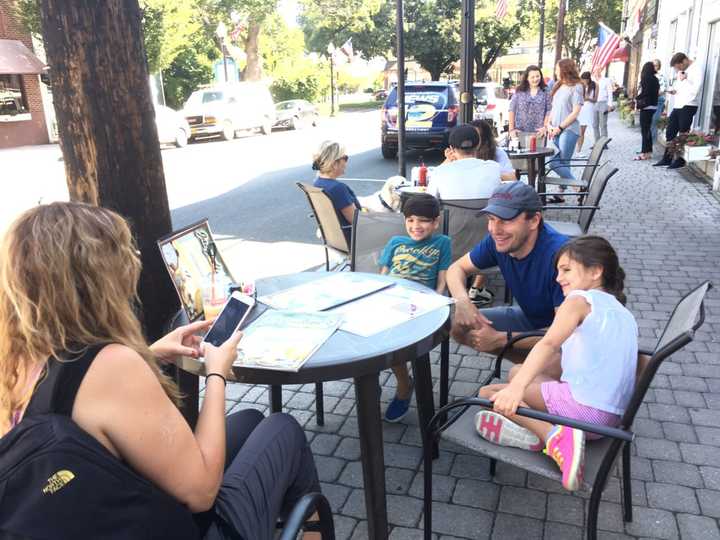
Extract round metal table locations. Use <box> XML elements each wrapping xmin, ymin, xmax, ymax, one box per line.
<box><xmin>175</xmin><ymin>271</ymin><xmax>449</xmax><ymax>540</ymax></box>
<box><xmin>505</xmin><ymin>146</ymin><xmax>555</xmax><ymax>191</ymax></box>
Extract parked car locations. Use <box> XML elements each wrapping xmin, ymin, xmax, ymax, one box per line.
<box><xmin>181</xmin><ymin>82</ymin><xmax>275</xmax><ymax>142</ymax></box>
<box><xmin>473</xmin><ymin>82</ymin><xmax>510</xmax><ymax>130</ymax></box>
<box><xmin>380</xmin><ymin>82</ymin><xmax>460</xmax><ymax>159</ymax></box>
<box><xmin>273</xmin><ymin>99</ymin><xmax>319</xmax><ymax>130</ymax></box>
<box><xmin>373</xmin><ymin>89</ymin><xmax>388</xmax><ymax>101</ymax></box>
<box><xmin>155</xmin><ymin>105</ymin><xmax>190</xmax><ymax>148</ymax></box>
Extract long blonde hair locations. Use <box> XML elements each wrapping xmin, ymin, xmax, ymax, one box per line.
<box><xmin>0</xmin><ymin>202</ymin><xmax>179</xmax><ymax>435</ymax></box>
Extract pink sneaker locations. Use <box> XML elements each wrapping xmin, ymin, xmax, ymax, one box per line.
<box><xmin>544</xmin><ymin>425</ymin><xmax>585</xmax><ymax>491</ymax></box>
<box><xmin>475</xmin><ymin>410</ymin><xmax>544</xmax><ymax>451</ymax></box>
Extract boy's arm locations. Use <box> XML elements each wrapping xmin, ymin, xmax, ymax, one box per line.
<box><xmin>435</xmin><ymin>270</ymin><xmax>447</xmax><ymax>294</ymax></box>
<box><xmin>380</xmin><ymin>266</ymin><xmax>390</xmax><ymax>275</ymax></box>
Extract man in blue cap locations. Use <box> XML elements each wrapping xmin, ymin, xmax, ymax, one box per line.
<box><xmin>447</xmin><ymin>182</ymin><xmax>569</xmax><ymax>359</ymax></box>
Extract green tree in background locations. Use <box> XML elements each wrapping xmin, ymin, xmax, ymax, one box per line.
<box><xmin>404</xmin><ymin>0</ymin><xmax>460</xmax><ymax>81</ymax></box>
<box><xmin>473</xmin><ymin>6</ymin><xmax>529</xmax><ymax>81</ymax></box>
<box><xmin>548</xmin><ymin>0</ymin><xmax>623</xmax><ymax>64</ymax></box>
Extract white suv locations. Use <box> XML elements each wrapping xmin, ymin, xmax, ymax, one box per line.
<box><xmin>182</xmin><ymin>83</ymin><xmax>275</xmax><ymax>141</ymax></box>
<box><xmin>473</xmin><ymin>82</ymin><xmax>510</xmax><ymax>130</ymax></box>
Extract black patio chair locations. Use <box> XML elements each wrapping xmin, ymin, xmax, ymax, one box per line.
<box><xmin>296</xmin><ymin>182</ymin><xmax>351</xmax><ymax>271</ymax></box>
<box><xmin>422</xmin><ymin>281</ymin><xmax>713</xmax><ymax>540</ymax></box>
<box><xmin>278</xmin><ymin>492</ymin><xmax>336</xmax><ymax>540</ymax></box>
<box><xmin>540</xmin><ymin>136</ymin><xmax>611</xmax><ymax>198</ymax></box>
<box><xmin>541</xmin><ymin>164</ymin><xmax>618</xmax><ymax>238</ymax></box>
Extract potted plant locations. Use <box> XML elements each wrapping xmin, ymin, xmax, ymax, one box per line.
<box><xmin>668</xmin><ymin>131</ymin><xmax>716</xmax><ymax>162</ymax></box>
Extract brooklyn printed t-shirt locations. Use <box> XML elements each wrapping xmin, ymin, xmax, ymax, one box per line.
<box><xmin>379</xmin><ymin>234</ymin><xmax>452</xmax><ymax>289</ymax></box>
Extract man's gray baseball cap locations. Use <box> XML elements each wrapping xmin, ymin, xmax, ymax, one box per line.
<box><xmin>480</xmin><ymin>182</ymin><xmax>543</xmax><ymax>220</ymax></box>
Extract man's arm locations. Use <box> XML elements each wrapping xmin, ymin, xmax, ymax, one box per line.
<box><xmin>447</xmin><ymin>254</ymin><xmax>489</xmax><ymax>328</ymax></box>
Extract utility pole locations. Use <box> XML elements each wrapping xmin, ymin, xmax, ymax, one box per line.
<box><xmin>538</xmin><ymin>0</ymin><xmax>545</xmax><ymax>68</ymax></box>
<box><xmin>396</xmin><ymin>0</ymin><xmax>406</xmax><ymax>178</ymax></box>
<box><xmin>554</xmin><ymin>0</ymin><xmax>566</xmax><ymax>68</ymax></box>
<box><xmin>459</xmin><ymin>0</ymin><xmax>475</xmax><ymax>124</ymax></box>
<box><xmin>329</xmin><ymin>55</ymin><xmax>336</xmax><ymax>116</ymax></box>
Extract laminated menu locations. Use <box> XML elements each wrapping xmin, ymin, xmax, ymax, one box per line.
<box><xmin>234</xmin><ymin>310</ymin><xmax>341</xmax><ymax>371</ymax></box>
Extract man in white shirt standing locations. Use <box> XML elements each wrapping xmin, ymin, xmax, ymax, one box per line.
<box><xmin>654</xmin><ymin>52</ymin><xmax>704</xmax><ymax>169</ymax></box>
<box><xmin>592</xmin><ymin>69</ymin><xmax>615</xmax><ymax>140</ymax></box>
<box><xmin>426</xmin><ymin>124</ymin><xmax>502</xmax><ymax>200</ymax></box>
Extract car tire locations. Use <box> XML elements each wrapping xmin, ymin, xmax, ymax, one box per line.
<box><xmin>381</xmin><ymin>143</ymin><xmax>397</xmax><ymax>159</ymax></box>
<box><xmin>221</xmin><ymin>121</ymin><xmax>235</xmax><ymax>141</ymax></box>
<box><xmin>175</xmin><ymin>128</ymin><xmax>188</xmax><ymax>148</ymax></box>
<box><xmin>261</xmin><ymin>117</ymin><xmax>272</xmax><ymax>135</ymax></box>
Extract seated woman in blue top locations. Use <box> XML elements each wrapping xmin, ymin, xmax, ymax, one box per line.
<box><xmin>312</xmin><ymin>140</ymin><xmax>362</xmax><ymax>244</ymax></box>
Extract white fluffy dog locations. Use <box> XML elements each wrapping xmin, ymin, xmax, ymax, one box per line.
<box><xmin>357</xmin><ymin>175</ymin><xmax>409</xmax><ymax>213</ymax></box>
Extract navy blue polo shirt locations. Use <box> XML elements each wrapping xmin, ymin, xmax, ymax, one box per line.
<box><xmin>469</xmin><ymin>223</ymin><xmax>568</xmax><ymax>328</ymax></box>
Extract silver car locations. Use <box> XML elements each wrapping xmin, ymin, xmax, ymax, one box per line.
<box><xmin>273</xmin><ymin>100</ymin><xmax>320</xmax><ymax>130</ymax></box>
<box><xmin>155</xmin><ymin>105</ymin><xmax>190</xmax><ymax>148</ymax></box>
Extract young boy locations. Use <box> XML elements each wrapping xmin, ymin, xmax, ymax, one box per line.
<box><xmin>378</xmin><ymin>193</ymin><xmax>452</xmax><ymax>422</ymax></box>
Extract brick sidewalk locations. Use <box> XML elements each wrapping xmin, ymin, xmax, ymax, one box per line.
<box><xmin>222</xmin><ymin>116</ymin><xmax>720</xmax><ymax>539</ymax></box>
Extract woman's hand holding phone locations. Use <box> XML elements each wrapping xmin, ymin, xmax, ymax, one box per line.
<box><xmin>203</xmin><ymin>330</ymin><xmax>244</xmax><ymax>378</ymax></box>
<box><xmin>150</xmin><ymin>319</ymin><xmax>213</xmax><ymax>362</ymax></box>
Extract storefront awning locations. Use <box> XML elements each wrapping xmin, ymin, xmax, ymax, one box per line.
<box><xmin>610</xmin><ymin>43</ymin><xmax>630</xmax><ymax>63</ymax></box>
<box><xmin>0</xmin><ymin>40</ymin><xmax>46</xmax><ymax>75</ymax></box>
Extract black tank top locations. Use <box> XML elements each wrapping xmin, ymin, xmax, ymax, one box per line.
<box><xmin>25</xmin><ymin>343</ymin><xmax>108</xmax><ymax>418</ymax></box>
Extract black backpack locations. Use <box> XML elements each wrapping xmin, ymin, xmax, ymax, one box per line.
<box><xmin>0</xmin><ymin>414</ymin><xmax>200</xmax><ymax>540</ymax></box>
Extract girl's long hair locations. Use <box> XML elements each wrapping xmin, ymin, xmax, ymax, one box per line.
<box><xmin>516</xmin><ymin>65</ymin><xmax>547</xmax><ymax>93</ymax></box>
<box><xmin>469</xmin><ymin>119</ymin><xmax>497</xmax><ymax>162</ymax></box>
<box><xmin>580</xmin><ymin>71</ymin><xmax>596</xmax><ymax>99</ymax></box>
<box><xmin>0</xmin><ymin>202</ymin><xmax>179</xmax><ymax>435</ymax></box>
<box><xmin>551</xmin><ymin>58</ymin><xmax>582</xmax><ymax>98</ymax></box>
<box><xmin>640</xmin><ymin>61</ymin><xmax>656</xmax><ymax>86</ymax></box>
<box><xmin>554</xmin><ymin>235</ymin><xmax>627</xmax><ymax>305</ymax></box>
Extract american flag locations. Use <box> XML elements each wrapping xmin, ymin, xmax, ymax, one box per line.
<box><xmin>591</xmin><ymin>23</ymin><xmax>621</xmax><ymax>73</ymax></box>
<box><xmin>496</xmin><ymin>0</ymin><xmax>508</xmax><ymax>19</ymax></box>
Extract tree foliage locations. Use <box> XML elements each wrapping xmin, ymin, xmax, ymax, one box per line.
<box><xmin>548</xmin><ymin>0</ymin><xmax>623</xmax><ymax>64</ymax></box>
<box><xmin>473</xmin><ymin>10</ymin><xmax>528</xmax><ymax>81</ymax></box>
<box><xmin>404</xmin><ymin>0</ymin><xmax>460</xmax><ymax>81</ymax></box>
<box><xmin>298</xmin><ymin>0</ymin><xmax>393</xmax><ymax>60</ymax></box>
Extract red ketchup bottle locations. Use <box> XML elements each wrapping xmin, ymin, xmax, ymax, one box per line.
<box><xmin>529</xmin><ymin>134</ymin><xmax>537</xmax><ymax>152</ymax></box>
<box><xmin>418</xmin><ymin>159</ymin><xmax>428</xmax><ymax>187</ymax></box>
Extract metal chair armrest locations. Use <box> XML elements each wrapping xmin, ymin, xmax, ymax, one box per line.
<box><xmin>541</xmin><ymin>205</ymin><xmax>599</xmax><ymax>211</ymax></box>
<box><xmin>278</xmin><ymin>492</ymin><xmax>335</xmax><ymax>540</ymax></box>
<box><xmin>639</xmin><ymin>348</ymin><xmax>654</xmax><ymax>356</ymax></box>
<box><xmin>539</xmin><ymin>192</ymin><xmax>589</xmax><ymax>198</ymax></box>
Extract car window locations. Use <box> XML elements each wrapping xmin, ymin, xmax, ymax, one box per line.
<box><xmin>494</xmin><ymin>88</ymin><xmax>507</xmax><ymax>99</ymax></box>
<box><xmin>386</xmin><ymin>86</ymin><xmax>450</xmax><ymax>110</ymax></box>
<box><xmin>473</xmin><ymin>87</ymin><xmax>489</xmax><ymax>104</ymax></box>
<box><xmin>201</xmin><ymin>91</ymin><xmax>224</xmax><ymax>103</ymax></box>
<box><xmin>277</xmin><ymin>102</ymin><xmax>295</xmax><ymax>110</ymax></box>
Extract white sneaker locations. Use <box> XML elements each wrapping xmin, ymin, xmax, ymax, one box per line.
<box><xmin>475</xmin><ymin>410</ymin><xmax>544</xmax><ymax>451</ymax></box>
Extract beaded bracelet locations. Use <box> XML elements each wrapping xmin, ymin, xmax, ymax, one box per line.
<box><xmin>206</xmin><ymin>372</ymin><xmax>227</xmax><ymax>387</ymax></box>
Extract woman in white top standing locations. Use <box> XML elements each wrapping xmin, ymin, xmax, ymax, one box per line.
<box><xmin>475</xmin><ymin>236</ymin><xmax>638</xmax><ymax>492</ymax></box>
<box><xmin>576</xmin><ymin>72</ymin><xmax>597</xmax><ymax>156</ymax></box>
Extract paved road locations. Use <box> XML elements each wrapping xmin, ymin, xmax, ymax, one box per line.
<box><xmin>168</xmin><ymin>110</ymin><xmax>443</xmax><ymax>243</ymax></box>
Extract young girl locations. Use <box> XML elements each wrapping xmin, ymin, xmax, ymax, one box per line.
<box><xmin>474</xmin><ymin>236</ymin><xmax>638</xmax><ymax>491</ymax></box>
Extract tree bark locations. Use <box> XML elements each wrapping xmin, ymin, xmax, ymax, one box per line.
<box><xmin>38</xmin><ymin>0</ymin><xmax>179</xmax><ymax>342</ymax></box>
<box><xmin>243</xmin><ymin>21</ymin><xmax>262</xmax><ymax>80</ymax></box>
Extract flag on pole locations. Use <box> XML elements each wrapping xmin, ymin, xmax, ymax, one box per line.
<box><xmin>591</xmin><ymin>23</ymin><xmax>621</xmax><ymax>73</ymax></box>
<box><xmin>339</xmin><ymin>38</ymin><xmax>354</xmax><ymax>59</ymax></box>
<box><xmin>495</xmin><ymin>0</ymin><xmax>508</xmax><ymax>19</ymax></box>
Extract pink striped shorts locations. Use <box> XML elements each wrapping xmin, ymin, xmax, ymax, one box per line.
<box><xmin>540</xmin><ymin>381</ymin><xmax>621</xmax><ymax>440</ymax></box>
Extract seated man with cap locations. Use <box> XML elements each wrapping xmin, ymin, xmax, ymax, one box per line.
<box><xmin>446</xmin><ymin>182</ymin><xmax>569</xmax><ymax>361</ymax></box>
<box><xmin>426</xmin><ymin>124</ymin><xmax>502</xmax><ymax>200</ymax></box>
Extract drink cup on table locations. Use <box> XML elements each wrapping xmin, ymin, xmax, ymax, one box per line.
<box><xmin>201</xmin><ymin>272</ymin><xmax>230</xmax><ymax>320</ymax></box>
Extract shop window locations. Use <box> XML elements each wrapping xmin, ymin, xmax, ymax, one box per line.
<box><xmin>0</xmin><ymin>74</ymin><xmax>30</xmax><ymax>116</ymax></box>
<box><xmin>698</xmin><ymin>21</ymin><xmax>720</xmax><ymax>133</ymax></box>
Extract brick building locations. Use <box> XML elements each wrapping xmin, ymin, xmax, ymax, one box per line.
<box><xmin>0</xmin><ymin>0</ymin><xmax>49</xmax><ymax>148</ymax></box>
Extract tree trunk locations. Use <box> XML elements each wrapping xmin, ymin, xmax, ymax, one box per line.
<box><xmin>38</xmin><ymin>1</ymin><xmax>179</xmax><ymax>343</ymax></box>
<box><xmin>243</xmin><ymin>21</ymin><xmax>262</xmax><ymax>81</ymax></box>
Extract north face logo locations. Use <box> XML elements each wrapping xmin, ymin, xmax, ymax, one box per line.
<box><xmin>42</xmin><ymin>470</ymin><xmax>75</xmax><ymax>494</ymax></box>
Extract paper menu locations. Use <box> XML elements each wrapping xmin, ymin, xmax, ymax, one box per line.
<box><xmin>330</xmin><ymin>285</ymin><xmax>452</xmax><ymax>337</ymax></box>
<box><xmin>258</xmin><ymin>273</ymin><xmax>392</xmax><ymax>312</ymax></box>
<box><xmin>234</xmin><ymin>310</ymin><xmax>340</xmax><ymax>372</ymax></box>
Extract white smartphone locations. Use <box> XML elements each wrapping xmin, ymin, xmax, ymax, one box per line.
<box><xmin>202</xmin><ymin>292</ymin><xmax>255</xmax><ymax>348</ymax></box>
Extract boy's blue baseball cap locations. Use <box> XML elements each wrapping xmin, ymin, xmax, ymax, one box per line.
<box><xmin>480</xmin><ymin>182</ymin><xmax>543</xmax><ymax>220</ymax></box>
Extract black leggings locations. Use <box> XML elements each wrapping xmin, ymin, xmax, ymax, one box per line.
<box><xmin>198</xmin><ymin>410</ymin><xmax>320</xmax><ymax>540</ymax></box>
<box><xmin>640</xmin><ymin>109</ymin><xmax>655</xmax><ymax>153</ymax></box>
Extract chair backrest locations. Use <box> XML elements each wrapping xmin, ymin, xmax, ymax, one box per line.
<box><xmin>580</xmin><ymin>136</ymin><xmax>611</xmax><ymax>183</ymax></box>
<box><xmin>621</xmin><ymin>281</ymin><xmax>713</xmax><ymax>429</ymax></box>
<box><xmin>440</xmin><ymin>198</ymin><xmax>490</xmax><ymax>263</ymax></box>
<box><xmin>296</xmin><ymin>182</ymin><xmax>350</xmax><ymax>254</ymax></box>
<box><xmin>577</xmin><ymin>165</ymin><xmax>617</xmax><ymax>234</ymax></box>
<box><xmin>350</xmin><ymin>210</ymin><xmax>409</xmax><ymax>273</ymax></box>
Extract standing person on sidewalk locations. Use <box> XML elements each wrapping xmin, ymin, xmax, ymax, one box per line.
<box><xmin>635</xmin><ymin>62</ymin><xmax>660</xmax><ymax>161</ymax></box>
<box><xmin>650</xmin><ymin>59</ymin><xmax>668</xmax><ymax>143</ymax></box>
<box><xmin>508</xmin><ymin>65</ymin><xmax>552</xmax><ymax>144</ymax></box>
<box><xmin>576</xmin><ymin>72</ymin><xmax>597</xmax><ymax>156</ymax></box>
<box><xmin>541</xmin><ymin>59</ymin><xmax>584</xmax><ymax>204</ymax></box>
<box><xmin>592</xmin><ymin>69</ymin><xmax>615</xmax><ymax>140</ymax></box>
<box><xmin>654</xmin><ymin>52</ymin><xmax>704</xmax><ymax>169</ymax></box>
